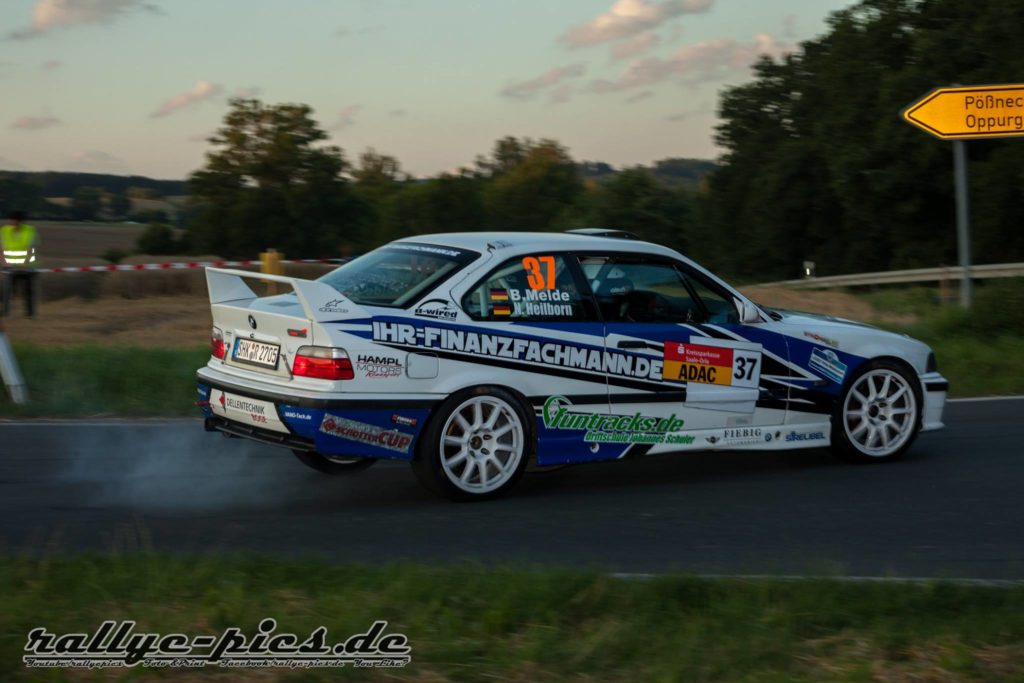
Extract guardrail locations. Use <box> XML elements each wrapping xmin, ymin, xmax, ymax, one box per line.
<box><xmin>756</xmin><ymin>262</ymin><xmax>1024</xmax><ymax>289</ymax></box>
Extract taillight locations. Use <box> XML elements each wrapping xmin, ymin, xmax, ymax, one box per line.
<box><xmin>211</xmin><ymin>327</ymin><xmax>225</xmax><ymax>360</ymax></box>
<box><xmin>292</xmin><ymin>346</ymin><xmax>354</xmax><ymax>380</ymax></box>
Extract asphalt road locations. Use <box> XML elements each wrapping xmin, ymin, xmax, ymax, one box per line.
<box><xmin>1</xmin><ymin>398</ymin><xmax>1022</xmax><ymax>578</ymax></box>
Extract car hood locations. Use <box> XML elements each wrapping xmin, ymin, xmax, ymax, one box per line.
<box><xmin>763</xmin><ymin>307</ymin><xmax>932</xmax><ymax>374</ymax></box>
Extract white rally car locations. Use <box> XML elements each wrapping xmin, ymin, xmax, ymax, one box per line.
<box><xmin>197</xmin><ymin>230</ymin><xmax>947</xmax><ymax>500</ymax></box>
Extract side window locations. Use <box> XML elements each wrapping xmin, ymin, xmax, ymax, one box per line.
<box><xmin>462</xmin><ymin>254</ymin><xmax>589</xmax><ymax>322</ymax></box>
<box><xmin>581</xmin><ymin>258</ymin><xmax>703</xmax><ymax>323</ymax></box>
<box><xmin>680</xmin><ymin>272</ymin><xmax>739</xmax><ymax>324</ymax></box>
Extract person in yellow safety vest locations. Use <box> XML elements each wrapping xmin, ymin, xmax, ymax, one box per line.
<box><xmin>1</xmin><ymin>210</ymin><xmax>40</xmax><ymax>319</ymax></box>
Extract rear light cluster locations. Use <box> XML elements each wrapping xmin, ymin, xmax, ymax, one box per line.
<box><xmin>292</xmin><ymin>346</ymin><xmax>354</xmax><ymax>380</ymax></box>
<box><xmin>211</xmin><ymin>327</ymin><xmax>226</xmax><ymax>360</ymax></box>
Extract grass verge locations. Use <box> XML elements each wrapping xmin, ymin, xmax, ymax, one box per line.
<box><xmin>0</xmin><ymin>345</ymin><xmax>207</xmax><ymax>418</ymax></box>
<box><xmin>1</xmin><ymin>555</ymin><xmax>1023</xmax><ymax>681</ymax></box>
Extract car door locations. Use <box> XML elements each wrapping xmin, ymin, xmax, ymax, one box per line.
<box><xmin>459</xmin><ymin>252</ymin><xmax>613</xmax><ymax>465</ymax></box>
<box><xmin>578</xmin><ymin>253</ymin><xmax>791</xmax><ymax>452</ymax></box>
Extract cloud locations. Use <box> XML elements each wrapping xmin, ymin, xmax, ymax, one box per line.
<box><xmin>589</xmin><ymin>33</ymin><xmax>794</xmax><ymax>93</ymax></box>
<box><xmin>187</xmin><ymin>130</ymin><xmax>214</xmax><ymax>143</ymax></box>
<box><xmin>782</xmin><ymin>14</ymin><xmax>798</xmax><ymax>39</ymax></box>
<box><xmin>0</xmin><ymin>156</ymin><xmax>29</xmax><ymax>171</ymax></box>
<box><xmin>610</xmin><ymin>31</ymin><xmax>659</xmax><ymax>60</ymax></box>
<box><xmin>150</xmin><ymin>80</ymin><xmax>223</xmax><ymax>118</ymax></box>
<box><xmin>67</xmin><ymin>150</ymin><xmax>129</xmax><ymax>173</ymax></box>
<box><xmin>11</xmin><ymin>115</ymin><xmax>61</xmax><ymax>130</ymax></box>
<box><xmin>41</xmin><ymin>59</ymin><xmax>62</xmax><ymax>71</ymax></box>
<box><xmin>231</xmin><ymin>86</ymin><xmax>261</xmax><ymax>99</ymax></box>
<box><xmin>334</xmin><ymin>24</ymin><xmax>384</xmax><ymax>37</ymax></box>
<box><xmin>667</xmin><ymin>108</ymin><xmax>709</xmax><ymax>121</ymax></box>
<box><xmin>560</xmin><ymin>0</ymin><xmax>712</xmax><ymax>48</ymax></box>
<box><xmin>330</xmin><ymin>105</ymin><xmax>362</xmax><ymax>131</ymax></box>
<box><xmin>500</xmin><ymin>63</ymin><xmax>586</xmax><ymax>101</ymax></box>
<box><xmin>624</xmin><ymin>90</ymin><xmax>654</xmax><ymax>104</ymax></box>
<box><xmin>549</xmin><ymin>84</ymin><xmax>574</xmax><ymax>105</ymax></box>
<box><xmin>389</xmin><ymin>108</ymin><xmax>407</xmax><ymax>117</ymax></box>
<box><xmin>9</xmin><ymin>0</ymin><xmax>157</xmax><ymax>39</ymax></box>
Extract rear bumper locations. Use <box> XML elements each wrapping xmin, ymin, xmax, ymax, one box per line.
<box><xmin>196</xmin><ymin>366</ymin><xmax>442</xmax><ymax>459</ymax></box>
<box><xmin>920</xmin><ymin>372</ymin><xmax>948</xmax><ymax>432</ymax></box>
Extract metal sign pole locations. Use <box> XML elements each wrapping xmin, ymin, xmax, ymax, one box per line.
<box><xmin>952</xmin><ymin>140</ymin><xmax>973</xmax><ymax>309</ymax></box>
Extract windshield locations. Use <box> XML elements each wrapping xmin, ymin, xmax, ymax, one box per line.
<box><xmin>318</xmin><ymin>242</ymin><xmax>479</xmax><ymax>307</ymax></box>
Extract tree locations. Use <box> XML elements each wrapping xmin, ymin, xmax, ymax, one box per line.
<box><xmin>703</xmin><ymin>0</ymin><xmax>1024</xmax><ymax>280</ymax></box>
<box><xmin>186</xmin><ymin>98</ymin><xmax>364</xmax><ymax>257</ymax></box>
<box><xmin>136</xmin><ymin>222</ymin><xmax>177</xmax><ymax>254</ymax></box>
<box><xmin>71</xmin><ymin>186</ymin><xmax>103</xmax><ymax>220</ymax></box>
<box><xmin>589</xmin><ymin>168</ymin><xmax>694</xmax><ymax>254</ymax></box>
<box><xmin>109</xmin><ymin>192</ymin><xmax>131</xmax><ymax>218</ymax></box>
<box><xmin>483</xmin><ymin>139</ymin><xmax>583</xmax><ymax>230</ymax></box>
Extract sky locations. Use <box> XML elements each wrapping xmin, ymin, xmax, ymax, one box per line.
<box><xmin>0</xmin><ymin>0</ymin><xmax>853</xmax><ymax>179</ymax></box>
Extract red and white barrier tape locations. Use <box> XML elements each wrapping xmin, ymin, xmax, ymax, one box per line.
<box><xmin>31</xmin><ymin>258</ymin><xmax>346</xmax><ymax>274</ymax></box>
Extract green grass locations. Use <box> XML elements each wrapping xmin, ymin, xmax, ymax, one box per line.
<box><xmin>0</xmin><ymin>555</ymin><xmax>1022</xmax><ymax>681</ymax></box>
<box><xmin>860</xmin><ymin>279</ymin><xmax>1024</xmax><ymax>396</ymax></box>
<box><xmin>0</xmin><ymin>345</ymin><xmax>207</xmax><ymax>418</ymax></box>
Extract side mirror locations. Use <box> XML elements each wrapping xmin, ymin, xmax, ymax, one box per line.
<box><xmin>736</xmin><ymin>299</ymin><xmax>762</xmax><ymax>324</ymax></box>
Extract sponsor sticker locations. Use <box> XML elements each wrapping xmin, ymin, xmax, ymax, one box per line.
<box><xmin>282</xmin><ymin>407</ymin><xmax>316</xmax><ymax>422</ymax></box>
<box><xmin>804</xmin><ymin>331</ymin><xmax>839</xmax><ymax>348</ymax></box>
<box><xmin>785</xmin><ymin>430</ymin><xmax>827</xmax><ymax>442</ymax></box>
<box><xmin>372</xmin><ymin>321</ymin><xmax>665</xmax><ymax>383</ymax></box>
<box><xmin>320</xmin><ymin>415</ymin><xmax>413</xmax><ymax>454</ymax></box>
<box><xmin>391</xmin><ymin>414</ymin><xmax>418</xmax><ymax>427</ymax></box>
<box><xmin>210</xmin><ymin>390</ymin><xmax>289</xmax><ymax>434</ymax></box>
<box><xmin>542</xmin><ymin>395</ymin><xmax>694</xmax><ymax>445</ymax></box>
<box><xmin>356</xmin><ymin>354</ymin><xmax>403</xmax><ymax>379</ymax></box>
<box><xmin>809</xmin><ymin>347</ymin><xmax>848</xmax><ymax>384</ymax></box>
<box><xmin>414</xmin><ymin>299</ymin><xmax>458</xmax><ymax>321</ymax></box>
<box><xmin>663</xmin><ymin>342</ymin><xmax>761</xmax><ymax>388</ymax></box>
<box><xmin>318</xmin><ymin>298</ymin><xmax>350</xmax><ymax>314</ymax></box>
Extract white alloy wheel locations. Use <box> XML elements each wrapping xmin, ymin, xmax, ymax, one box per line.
<box><xmin>842</xmin><ymin>368</ymin><xmax>918</xmax><ymax>458</ymax></box>
<box><xmin>439</xmin><ymin>395</ymin><xmax>525</xmax><ymax>495</ymax></box>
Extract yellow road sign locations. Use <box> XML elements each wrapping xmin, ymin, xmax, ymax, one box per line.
<box><xmin>902</xmin><ymin>84</ymin><xmax>1024</xmax><ymax>140</ymax></box>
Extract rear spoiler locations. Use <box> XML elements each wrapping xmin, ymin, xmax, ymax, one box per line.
<box><xmin>205</xmin><ymin>267</ymin><xmax>366</xmax><ymax>322</ymax></box>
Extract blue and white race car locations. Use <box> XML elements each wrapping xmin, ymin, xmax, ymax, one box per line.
<box><xmin>197</xmin><ymin>230</ymin><xmax>947</xmax><ymax>500</ymax></box>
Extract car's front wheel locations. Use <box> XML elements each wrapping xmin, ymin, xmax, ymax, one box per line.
<box><xmin>831</xmin><ymin>359</ymin><xmax>921</xmax><ymax>463</ymax></box>
<box><xmin>292</xmin><ymin>450</ymin><xmax>376</xmax><ymax>475</ymax></box>
<box><xmin>412</xmin><ymin>388</ymin><xmax>532</xmax><ymax>501</ymax></box>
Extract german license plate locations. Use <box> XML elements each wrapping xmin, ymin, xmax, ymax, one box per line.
<box><xmin>233</xmin><ymin>338</ymin><xmax>280</xmax><ymax>369</ymax></box>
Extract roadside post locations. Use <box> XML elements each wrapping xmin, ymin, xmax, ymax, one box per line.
<box><xmin>902</xmin><ymin>84</ymin><xmax>1024</xmax><ymax>309</ymax></box>
<box><xmin>260</xmin><ymin>248</ymin><xmax>283</xmax><ymax>295</ymax></box>
<box><xmin>0</xmin><ymin>315</ymin><xmax>28</xmax><ymax>404</ymax></box>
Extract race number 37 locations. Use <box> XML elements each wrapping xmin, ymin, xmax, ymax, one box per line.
<box><xmin>662</xmin><ymin>342</ymin><xmax>762</xmax><ymax>388</ymax></box>
<box><xmin>522</xmin><ymin>256</ymin><xmax>556</xmax><ymax>290</ymax></box>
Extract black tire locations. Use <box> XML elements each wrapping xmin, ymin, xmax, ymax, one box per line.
<box><xmin>292</xmin><ymin>449</ymin><xmax>376</xmax><ymax>475</ymax></box>
<box><xmin>411</xmin><ymin>386</ymin><xmax>534</xmax><ymax>501</ymax></box>
<box><xmin>830</xmin><ymin>358</ymin><xmax>922</xmax><ymax>463</ymax></box>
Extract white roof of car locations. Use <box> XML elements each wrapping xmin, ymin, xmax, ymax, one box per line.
<box><xmin>393</xmin><ymin>231</ymin><xmax>683</xmax><ymax>259</ymax></box>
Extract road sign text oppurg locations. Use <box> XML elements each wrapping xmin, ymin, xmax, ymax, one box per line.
<box><xmin>964</xmin><ymin>94</ymin><xmax>1024</xmax><ymax>132</ymax></box>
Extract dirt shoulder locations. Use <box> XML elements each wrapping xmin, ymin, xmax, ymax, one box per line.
<box><xmin>2</xmin><ymin>296</ymin><xmax>210</xmax><ymax>347</ymax></box>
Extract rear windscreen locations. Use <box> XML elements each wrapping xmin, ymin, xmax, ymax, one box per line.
<box><xmin>319</xmin><ymin>242</ymin><xmax>478</xmax><ymax>307</ymax></box>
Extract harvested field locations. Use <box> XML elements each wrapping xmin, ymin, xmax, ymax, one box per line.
<box><xmin>1</xmin><ymin>282</ymin><xmax>897</xmax><ymax>348</ymax></box>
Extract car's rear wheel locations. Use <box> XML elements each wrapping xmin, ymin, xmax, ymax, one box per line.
<box><xmin>831</xmin><ymin>359</ymin><xmax>921</xmax><ymax>463</ymax></box>
<box><xmin>412</xmin><ymin>388</ymin><xmax>532</xmax><ymax>501</ymax></box>
<box><xmin>292</xmin><ymin>450</ymin><xmax>376</xmax><ymax>475</ymax></box>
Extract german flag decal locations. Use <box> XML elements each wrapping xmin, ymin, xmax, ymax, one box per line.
<box><xmin>493</xmin><ymin>304</ymin><xmax>512</xmax><ymax>316</ymax></box>
<box><xmin>490</xmin><ymin>289</ymin><xmax>510</xmax><ymax>302</ymax></box>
